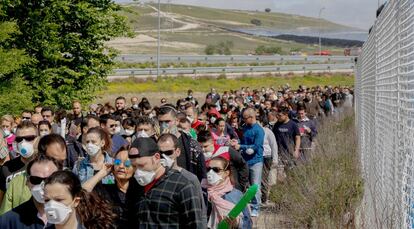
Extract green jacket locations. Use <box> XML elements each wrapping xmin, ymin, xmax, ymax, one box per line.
<box><xmin>0</xmin><ymin>172</ymin><xmax>31</xmax><ymax>215</ymax></box>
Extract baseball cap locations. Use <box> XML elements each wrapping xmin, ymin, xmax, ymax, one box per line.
<box><xmin>129</xmin><ymin>138</ymin><xmax>159</xmax><ymax>159</ymax></box>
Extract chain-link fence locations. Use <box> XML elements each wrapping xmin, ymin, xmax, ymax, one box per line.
<box><xmin>356</xmin><ymin>0</ymin><xmax>414</xmax><ymax>228</ymax></box>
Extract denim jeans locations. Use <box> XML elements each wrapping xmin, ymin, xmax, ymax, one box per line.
<box><xmin>249</xmin><ymin>162</ymin><xmax>263</xmax><ymax>217</ymax></box>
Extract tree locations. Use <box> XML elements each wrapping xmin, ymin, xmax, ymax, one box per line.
<box><xmin>204</xmin><ymin>41</ymin><xmax>234</xmax><ymax>55</ymax></box>
<box><xmin>255</xmin><ymin>45</ymin><xmax>283</xmax><ymax>55</ymax></box>
<box><xmin>205</xmin><ymin>44</ymin><xmax>216</xmax><ymax>55</ymax></box>
<box><xmin>265</xmin><ymin>8</ymin><xmax>271</xmax><ymax>13</ymax></box>
<box><xmin>1</xmin><ymin>0</ymin><xmax>131</xmax><ymax>109</ymax></box>
<box><xmin>0</xmin><ymin>8</ymin><xmax>34</xmax><ymax>115</ymax></box>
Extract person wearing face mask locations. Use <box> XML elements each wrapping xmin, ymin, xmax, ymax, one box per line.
<box><xmin>81</xmin><ymin>147</ymin><xmax>133</xmax><ymax>229</ymax></box>
<box><xmin>38</xmin><ymin>120</ymin><xmax>52</xmax><ymax>138</ymax></box>
<box><xmin>2</xmin><ymin>115</ymin><xmax>16</xmax><ymax>153</ymax></box>
<box><xmin>0</xmin><ymin>155</ymin><xmax>61</xmax><ymax>227</ymax></box>
<box><xmin>0</xmin><ymin>121</ymin><xmax>39</xmax><ymax>205</ymax></box>
<box><xmin>133</xmin><ymin>115</ymin><xmax>157</xmax><ymax>142</ymax></box>
<box><xmin>202</xmin><ymin>155</ymin><xmax>252</xmax><ymax>229</ymax></box>
<box><xmin>198</xmin><ymin>130</ymin><xmax>249</xmax><ymax>192</ymax></box>
<box><xmin>73</xmin><ymin>127</ymin><xmax>114</xmax><ymax>185</ymax></box>
<box><xmin>131</xmin><ymin>96</ymin><xmax>140</xmax><ymax>110</ymax></box>
<box><xmin>43</xmin><ymin>170</ymin><xmax>115</xmax><ymax>229</ymax></box>
<box><xmin>0</xmin><ymin>134</ymin><xmax>70</xmax><ymax>214</ymax></box>
<box><xmin>157</xmin><ymin>105</ymin><xmax>207</xmax><ymax>182</ymax></box>
<box><xmin>99</xmin><ymin>114</ymin><xmax>128</xmax><ymax>155</ymax></box>
<box><xmin>121</xmin><ymin>118</ymin><xmax>135</xmax><ymax>145</ymax></box>
<box><xmin>126</xmin><ymin>137</ymin><xmax>206</xmax><ymax>228</ymax></box>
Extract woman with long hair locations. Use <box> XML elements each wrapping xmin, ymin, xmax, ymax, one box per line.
<box><xmin>203</xmin><ymin>155</ymin><xmax>251</xmax><ymax>229</ymax></box>
<box><xmin>44</xmin><ymin>170</ymin><xmax>115</xmax><ymax>229</ymax></box>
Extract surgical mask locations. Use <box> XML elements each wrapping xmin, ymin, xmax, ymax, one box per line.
<box><xmin>136</xmin><ymin>130</ymin><xmax>150</xmax><ymax>138</ymax></box>
<box><xmin>3</xmin><ymin>129</ymin><xmax>10</xmax><ymax>137</ymax></box>
<box><xmin>187</xmin><ymin>117</ymin><xmax>194</xmax><ymax>124</ymax></box>
<box><xmin>18</xmin><ymin>140</ymin><xmax>34</xmax><ymax>158</ymax></box>
<box><xmin>31</xmin><ymin>183</ymin><xmax>45</xmax><ymax>203</ymax></box>
<box><xmin>12</xmin><ymin>128</ymin><xmax>17</xmax><ymax>134</ymax></box>
<box><xmin>160</xmin><ymin>154</ymin><xmax>174</xmax><ymax>168</ymax></box>
<box><xmin>134</xmin><ymin>168</ymin><xmax>156</xmax><ymax>186</ymax></box>
<box><xmin>44</xmin><ymin>200</ymin><xmax>73</xmax><ymax>225</ymax></box>
<box><xmin>114</xmin><ymin>126</ymin><xmax>122</xmax><ymax>135</ymax></box>
<box><xmin>132</xmin><ymin>104</ymin><xmax>139</xmax><ymax>109</ymax></box>
<box><xmin>86</xmin><ymin>143</ymin><xmax>100</xmax><ymax>157</ymax></box>
<box><xmin>204</xmin><ymin>151</ymin><xmax>213</xmax><ymax>160</ymax></box>
<box><xmin>207</xmin><ymin>170</ymin><xmax>222</xmax><ymax>186</ymax></box>
<box><xmin>210</xmin><ymin>117</ymin><xmax>217</xmax><ymax>124</ymax></box>
<box><xmin>159</xmin><ymin>122</ymin><xmax>169</xmax><ymax>134</ymax></box>
<box><xmin>124</xmin><ymin>129</ymin><xmax>135</xmax><ymax>136</ymax></box>
<box><xmin>39</xmin><ymin>131</ymin><xmax>49</xmax><ymax>137</ymax></box>
<box><xmin>160</xmin><ymin>123</ymin><xmax>178</xmax><ymax>136</ymax></box>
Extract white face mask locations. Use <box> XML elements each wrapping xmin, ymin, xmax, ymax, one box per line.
<box><xmin>124</xmin><ymin>129</ymin><xmax>135</xmax><ymax>136</ymax></box>
<box><xmin>134</xmin><ymin>168</ymin><xmax>156</xmax><ymax>186</ymax></box>
<box><xmin>187</xmin><ymin>117</ymin><xmax>194</xmax><ymax>124</ymax></box>
<box><xmin>3</xmin><ymin>129</ymin><xmax>11</xmax><ymax>137</ymax></box>
<box><xmin>132</xmin><ymin>104</ymin><xmax>139</xmax><ymax>109</ymax></box>
<box><xmin>136</xmin><ymin>130</ymin><xmax>149</xmax><ymax>138</ymax></box>
<box><xmin>86</xmin><ymin>143</ymin><xmax>101</xmax><ymax>157</ymax></box>
<box><xmin>207</xmin><ymin>170</ymin><xmax>222</xmax><ymax>186</ymax></box>
<box><xmin>45</xmin><ymin>200</ymin><xmax>73</xmax><ymax>225</ymax></box>
<box><xmin>160</xmin><ymin>154</ymin><xmax>174</xmax><ymax>168</ymax></box>
<box><xmin>210</xmin><ymin>117</ymin><xmax>217</xmax><ymax>124</ymax></box>
<box><xmin>18</xmin><ymin>140</ymin><xmax>34</xmax><ymax>158</ymax></box>
<box><xmin>31</xmin><ymin>183</ymin><xmax>45</xmax><ymax>203</ymax></box>
<box><xmin>204</xmin><ymin>151</ymin><xmax>213</xmax><ymax>160</ymax></box>
<box><xmin>39</xmin><ymin>131</ymin><xmax>49</xmax><ymax>137</ymax></box>
<box><xmin>114</xmin><ymin>126</ymin><xmax>122</xmax><ymax>135</ymax></box>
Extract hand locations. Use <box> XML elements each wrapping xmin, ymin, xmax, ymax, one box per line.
<box><xmin>305</xmin><ymin>127</ymin><xmax>311</xmax><ymax>134</ymax></box>
<box><xmin>293</xmin><ymin>149</ymin><xmax>300</xmax><ymax>159</ymax></box>
<box><xmin>230</xmin><ymin>139</ymin><xmax>238</xmax><ymax>147</ymax></box>
<box><xmin>223</xmin><ymin>216</ymin><xmax>238</xmax><ymax>228</ymax></box>
<box><xmin>98</xmin><ymin>163</ymin><xmax>113</xmax><ymax>178</ymax></box>
<box><xmin>234</xmin><ymin>144</ymin><xmax>240</xmax><ymax>150</ymax></box>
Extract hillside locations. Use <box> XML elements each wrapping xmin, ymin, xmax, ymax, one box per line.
<box><xmin>107</xmin><ymin>3</ymin><xmax>359</xmax><ymax>55</ymax></box>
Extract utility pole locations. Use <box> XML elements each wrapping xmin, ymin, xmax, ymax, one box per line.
<box><xmin>319</xmin><ymin>7</ymin><xmax>325</xmax><ymax>56</ymax></box>
<box><xmin>157</xmin><ymin>0</ymin><xmax>161</xmax><ymax>78</ymax></box>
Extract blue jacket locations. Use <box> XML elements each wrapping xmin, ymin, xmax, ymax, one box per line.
<box><xmin>240</xmin><ymin>123</ymin><xmax>265</xmax><ymax>166</ymax></box>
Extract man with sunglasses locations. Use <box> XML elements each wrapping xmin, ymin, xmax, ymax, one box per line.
<box><xmin>127</xmin><ymin>137</ymin><xmax>206</xmax><ymax>228</ymax></box>
<box><xmin>157</xmin><ymin>105</ymin><xmax>207</xmax><ymax>182</ymax></box>
<box><xmin>21</xmin><ymin>110</ymin><xmax>32</xmax><ymax>122</ymax></box>
<box><xmin>0</xmin><ymin>155</ymin><xmax>61</xmax><ymax>227</ymax></box>
<box><xmin>100</xmin><ymin>114</ymin><xmax>128</xmax><ymax>155</ymax></box>
<box><xmin>0</xmin><ymin>121</ymin><xmax>38</xmax><ymax>205</ymax></box>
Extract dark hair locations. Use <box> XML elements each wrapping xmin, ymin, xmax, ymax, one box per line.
<box><xmin>114</xmin><ymin>146</ymin><xmax>129</xmax><ymax>158</ymax></box>
<box><xmin>197</xmin><ymin>130</ymin><xmax>212</xmax><ymax>143</ymax></box>
<box><xmin>141</xmin><ymin>101</ymin><xmax>152</xmax><ymax>111</ymax></box>
<box><xmin>122</xmin><ymin>118</ymin><xmax>135</xmax><ymax>128</ymax></box>
<box><xmin>158</xmin><ymin>133</ymin><xmax>179</xmax><ymax>149</ymax></box>
<box><xmin>115</xmin><ymin>96</ymin><xmax>126</xmax><ymax>102</ymax></box>
<box><xmin>99</xmin><ymin>114</ymin><xmax>116</xmax><ymax>125</ymax></box>
<box><xmin>41</xmin><ymin>107</ymin><xmax>54</xmax><ymax>116</ymax></box>
<box><xmin>214</xmin><ymin>118</ymin><xmax>225</xmax><ymax>126</ymax></box>
<box><xmin>44</xmin><ymin>171</ymin><xmax>116</xmax><ymax>229</ymax></box>
<box><xmin>26</xmin><ymin>154</ymin><xmax>62</xmax><ymax>177</ymax></box>
<box><xmin>22</xmin><ymin>110</ymin><xmax>33</xmax><ymax>115</ymax></box>
<box><xmin>81</xmin><ymin>115</ymin><xmax>99</xmax><ymax>133</ymax></box>
<box><xmin>38</xmin><ymin>134</ymin><xmax>67</xmax><ymax>156</ymax></box>
<box><xmin>38</xmin><ymin>120</ymin><xmax>52</xmax><ymax>130</ymax></box>
<box><xmin>157</xmin><ymin>105</ymin><xmax>177</xmax><ymax>118</ymax></box>
<box><xmin>86</xmin><ymin>127</ymin><xmax>112</xmax><ymax>153</ymax></box>
<box><xmin>135</xmin><ymin>115</ymin><xmax>155</xmax><ymax>127</ymax></box>
<box><xmin>211</xmin><ymin>156</ymin><xmax>230</xmax><ymax>171</ymax></box>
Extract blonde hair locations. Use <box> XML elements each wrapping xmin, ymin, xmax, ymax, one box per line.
<box><xmin>1</xmin><ymin>115</ymin><xmax>14</xmax><ymax>125</ymax></box>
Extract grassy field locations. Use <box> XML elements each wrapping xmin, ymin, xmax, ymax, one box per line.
<box><xmin>108</xmin><ymin>3</ymin><xmax>349</xmax><ymax>55</ymax></box>
<box><xmin>101</xmin><ymin>73</ymin><xmax>354</xmax><ymax>95</ymax></box>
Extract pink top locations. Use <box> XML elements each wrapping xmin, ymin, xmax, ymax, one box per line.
<box><xmin>5</xmin><ymin>134</ymin><xmax>15</xmax><ymax>152</ymax></box>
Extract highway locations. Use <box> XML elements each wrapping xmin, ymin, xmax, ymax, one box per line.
<box><xmin>115</xmin><ymin>54</ymin><xmax>357</xmax><ymax>64</ymax></box>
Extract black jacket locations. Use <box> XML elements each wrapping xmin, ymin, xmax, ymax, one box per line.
<box><xmin>228</xmin><ymin>147</ymin><xmax>250</xmax><ymax>192</ymax></box>
<box><xmin>0</xmin><ymin>199</ymin><xmax>45</xmax><ymax>229</ymax></box>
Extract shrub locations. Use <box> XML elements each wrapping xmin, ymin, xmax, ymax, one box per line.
<box><xmin>251</xmin><ymin>19</ymin><xmax>262</xmax><ymax>26</ymax></box>
<box><xmin>255</xmin><ymin>45</ymin><xmax>283</xmax><ymax>55</ymax></box>
<box><xmin>270</xmin><ymin>112</ymin><xmax>363</xmax><ymax>228</ymax></box>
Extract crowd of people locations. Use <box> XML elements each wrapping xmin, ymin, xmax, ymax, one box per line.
<box><xmin>0</xmin><ymin>84</ymin><xmax>354</xmax><ymax>229</ymax></box>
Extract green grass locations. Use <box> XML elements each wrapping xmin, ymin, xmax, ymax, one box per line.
<box><xmin>101</xmin><ymin>74</ymin><xmax>354</xmax><ymax>95</ymax></box>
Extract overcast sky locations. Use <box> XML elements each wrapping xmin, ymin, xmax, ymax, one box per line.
<box><xmin>117</xmin><ymin>0</ymin><xmax>380</xmax><ymax>30</ymax></box>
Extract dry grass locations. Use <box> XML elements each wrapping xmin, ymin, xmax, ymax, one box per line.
<box><xmin>270</xmin><ymin>109</ymin><xmax>363</xmax><ymax>228</ymax></box>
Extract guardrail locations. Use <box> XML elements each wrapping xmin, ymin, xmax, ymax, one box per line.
<box><xmin>115</xmin><ymin>54</ymin><xmax>357</xmax><ymax>64</ymax></box>
<box><xmin>112</xmin><ymin>63</ymin><xmax>355</xmax><ymax>76</ymax></box>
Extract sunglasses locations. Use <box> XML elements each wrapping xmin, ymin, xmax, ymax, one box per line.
<box><xmin>114</xmin><ymin>159</ymin><xmax>132</xmax><ymax>168</ymax></box>
<box><xmin>109</xmin><ymin>124</ymin><xmax>119</xmax><ymax>128</ymax></box>
<box><xmin>15</xmin><ymin>135</ymin><xmax>37</xmax><ymax>143</ymax></box>
<box><xmin>22</xmin><ymin>117</ymin><xmax>31</xmax><ymax>120</ymax></box>
<box><xmin>207</xmin><ymin>167</ymin><xmax>225</xmax><ymax>173</ymax></box>
<box><xmin>159</xmin><ymin>149</ymin><xmax>175</xmax><ymax>156</ymax></box>
<box><xmin>28</xmin><ymin>175</ymin><xmax>47</xmax><ymax>185</ymax></box>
